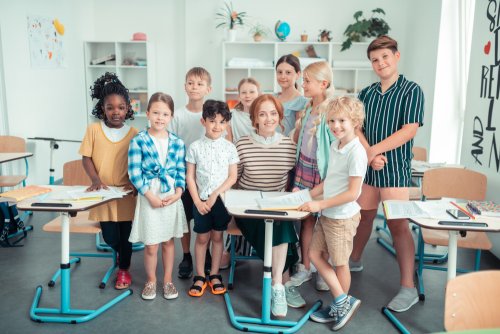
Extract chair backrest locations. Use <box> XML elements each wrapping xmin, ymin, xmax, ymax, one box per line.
<box><xmin>444</xmin><ymin>270</ymin><xmax>500</xmax><ymax>331</ymax></box>
<box><xmin>421</xmin><ymin>168</ymin><xmax>486</xmax><ymax>201</ymax></box>
<box><xmin>412</xmin><ymin>146</ymin><xmax>427</xmax><ymax>162</ymax></box>
<box><xmin>63</xmin><ymin>160</ymin><xmax>92</xmax><ymax>186</ymax></box>
<box><xmin>0</xmin><ymin>136</ymin><xmax>26</xmax><ymax>153</ymax></box>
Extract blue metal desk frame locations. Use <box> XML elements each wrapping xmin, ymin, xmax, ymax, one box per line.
<box><xmin>223</xmin><ymin>208</ymin><xmax>321</xmax><ymax>333</ymax></box>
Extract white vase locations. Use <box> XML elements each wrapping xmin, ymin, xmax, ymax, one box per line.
<box><xmin>227</xmin><ymin>29</ymin><xmax>237</xmax><ymax>42</ymax></box>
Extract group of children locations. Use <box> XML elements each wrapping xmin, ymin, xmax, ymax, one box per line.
<box><xmin>79</xmin><ymin>35</ymin><xmax>424</xmax><ymax>331</ymax></box>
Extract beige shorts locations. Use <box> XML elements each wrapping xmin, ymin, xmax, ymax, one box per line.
<box><xmin>357</xmin><ymin>183</ymin><xmax>409</xmax><ymax>210</ymax></box>
<box><xmin>310</xmin><ymin>212</ymin><xmax>361</xmax><ymax>266</ymax></box>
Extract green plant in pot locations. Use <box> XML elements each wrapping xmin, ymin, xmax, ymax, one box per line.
<box><xmin>341</xmin><ymin>8</ymin><xmax>390</xmax><ymax>51</ymax></box>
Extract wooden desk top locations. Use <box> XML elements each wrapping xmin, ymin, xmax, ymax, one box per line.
<box><xmin>17</xmin><ymin>185</ymin><xmax>122</xmax><ymax>214</ymax></box>
<box><xmin>409</xmin><ymin>216</ymin><xmax>500</xmax><ymax>233</ymax></box>
<box><xmin>0</xmin><ymin>152</ymin><xmax>33</xmax><ymax>163</ymax></box>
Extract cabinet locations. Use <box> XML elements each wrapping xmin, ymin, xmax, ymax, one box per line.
<box><xmin>222</xmin><ymin>41</ymin><xmax>376</xmax><ymax>101</ymax></box>
<box><xmin>84</xmin><ymin>41</ymin><xmax>155</xmax><ymax>126</ymax></box>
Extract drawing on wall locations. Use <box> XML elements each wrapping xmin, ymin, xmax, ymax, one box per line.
<box><xmin>462</xmin><ymin>1</ymin><xmax>500</xmax><ymax>199</ymax></box>
<box><xmin>27</xmin><ymin>16</ymin><xmax>65</xmax><ymax>68</ymax></box>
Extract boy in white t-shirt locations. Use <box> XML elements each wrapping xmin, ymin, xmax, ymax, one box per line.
<box><xmin>168</xmin><ymin>67</ymin><xmax>212</xmax><ymax>279</ymax></box>
<box><xmin>298</xmin><ymin>96</ymin><xmax>367</xmax><ymax>331</ymax></box>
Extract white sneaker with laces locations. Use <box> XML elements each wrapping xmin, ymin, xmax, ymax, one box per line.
<box><xmin>290</xmin><ymin>263</ymin><xmax>312</xmax><ymax>286</ymax></box>
<box><xmin>315</xmin><ymin>273</ymin><xmax>330</xmax><ymax>291</ymax></box>
<box><xmin>271</xmin><ymin>283</ymin><xmax>288</xmax><ymax>318</ymax></box>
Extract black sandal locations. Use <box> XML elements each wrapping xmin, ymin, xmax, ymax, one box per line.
<box><xmin>188</xmin><ymin>275</ymin><xmax>207</xmax><ymax>297</ymax></box>
<box><xmin>208</xmin><ymin>274</ymin><xmax>226</xmax><ymax>295</ymax></box>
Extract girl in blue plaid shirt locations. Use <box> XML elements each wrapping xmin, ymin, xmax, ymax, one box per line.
<box><xmin>128</xmin><ymin>92</ymin><xmax>188</xmax><ymax>301</ymax></box>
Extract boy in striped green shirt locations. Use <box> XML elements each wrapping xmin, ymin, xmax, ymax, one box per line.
<box><xmin>350</xmin><ymin>35</ymin><xmax>424</xmax><ymax>313</ymax></box>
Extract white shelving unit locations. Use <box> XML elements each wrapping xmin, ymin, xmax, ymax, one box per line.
<box><xmin>222</xmin><ymin>41</ymin><xmax>376</xmax><ymax>101</ymax></box>
<box><xmin>84</xmin><ymin>41</ymin><xmax>155</xmax><ymax>127</ymax></box>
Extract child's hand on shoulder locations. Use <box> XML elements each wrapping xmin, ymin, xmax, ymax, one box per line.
<box><xmin>298</xmin><ymin>201</ymin><xmax>321</xmax><ymax>213</ymax></box>
<box><xmin>86</xmin><ymin>181</ymin><xmax>109</xmax><ymax>192</ymax></box>
<box><xmin>371</xmin><ymin>154</ymin><xmax>387</xmax><ymax>171</ymax></box>
<box><xmin>195</xmin><ymin>200</ymin><xmax>210</xmax><ymax>215</ymax></box>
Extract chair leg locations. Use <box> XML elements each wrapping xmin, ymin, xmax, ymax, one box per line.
<box><xmin>416</xmin><ymin>229</ymin><xmax>425</xmax><ymax>300</ymax></box>
<box><xmin>48</xmin><ymin>257</ymin><xmax>82</xmax><ymax>287</ymax></box>
<box><xmin>99</xmin><ymin>250</ymin><xmax>118</xmax><ymax>289</ymax></box>
<box><xmin>474</xmin><ymin>249</ymin><xmax>481</xmax><ymax>271</ymax></box>
<box><xmin>228</xmin><ymin>235</ymin><xmax>236</xmax><ymax>290</ymax></box>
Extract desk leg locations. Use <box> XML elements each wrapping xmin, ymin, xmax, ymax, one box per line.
<box><xmin>30</xmin><ymin>212</ymin><xmax>132</xmax><ymax>324</ymax></box>
<box><xmin>447</xmin><ymin>231</ymin><xmax>458</xmax><ymax>281</ymax></box>
<box><xmin>224</xmin><ymin>218</ymin><xmax>321</xmax><ymax>333</ymax></box>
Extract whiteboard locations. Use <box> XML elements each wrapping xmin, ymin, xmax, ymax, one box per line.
<box><xmin>462</xmin><ymin>0</ymin><xmax>500</xmax><ymax>257</ymax></box>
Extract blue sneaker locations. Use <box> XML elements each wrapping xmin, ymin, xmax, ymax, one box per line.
<box><xmin>332</xmin><ymin>296</ymin><xmax>361</xmax><ymax>331</ymax></box>
<box><xmin>309</xmin><ymin>303</ymin><xmax>337</xmax><ymax>323</ymax></box>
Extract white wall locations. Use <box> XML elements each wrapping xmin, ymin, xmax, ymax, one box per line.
<box><xmin>0</xmin><ymin>0</ymin><xmax>92</xmax><ymax>184</ymax></box>
<box><xmin>1</xmin><ymin>0</ymin><xmax>441</xmax><ymax>185</ymax></box>
<box><xmin>185</xmin><ymin>0</ymin><xmax>441</xmax><ymax>151</ymax></box>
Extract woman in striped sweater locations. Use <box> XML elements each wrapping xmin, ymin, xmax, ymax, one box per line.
<box><xmin>235</xmin><ymin>94</ymin><xmax>299</xmax><ymax>318</ymax></box>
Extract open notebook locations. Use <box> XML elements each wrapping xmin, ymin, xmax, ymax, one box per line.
<box><xmin>225</xmin><ymin>189</ymin><xmax>312</xmax><ymax>211</ymax></box>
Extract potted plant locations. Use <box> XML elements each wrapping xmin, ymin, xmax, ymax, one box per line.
<box><xmin>341</xmin><ymin>8</ymin><xmax>391</xmax><ymax>51</ymax></box>
<box><xmin>318</xmin><ymin>29</ymin><xmax>332</xmax><ymax>42</ymax></box>
<box><xmin>215</xmin><ymin>2</ymin><xmax>246</xmax><ymax>42</ymax></box>
<box><xmin>249</xmin><ymin>23</ymin><xmax>269</xmax><ymax>42</ymax></box>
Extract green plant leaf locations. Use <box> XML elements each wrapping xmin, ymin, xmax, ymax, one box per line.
<box><xmin>341</xmin><ymin>39</ymin><xmax>352</xmax><ymax>51</ymax></box>
<box><xmin>353</xmin><ymin>11</ymin><xmax>363</xmax><ymax>21</ymax></box>
<box><xmin>372</xmin><ymin>8</ymin><xmax>385</xmax><ymax>15</ymax></box>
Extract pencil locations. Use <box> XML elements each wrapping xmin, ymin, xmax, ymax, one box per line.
<box><xmin>450</xmin><ymin>201</ymin><xmax>475</xmax><ymax>219</ymax></box>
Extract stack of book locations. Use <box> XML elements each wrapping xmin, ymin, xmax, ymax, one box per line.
<box><xmin>467</xmin><ymin>200</ymin><xmax>500</xmax><ymax>217</ymax></box>
<box><xmin>0</xmin><ymin>185</ymin><xmax>51</xmax><ymax>203</ymax></box>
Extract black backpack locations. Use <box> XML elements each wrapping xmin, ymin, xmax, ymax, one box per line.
<box><xmin>0</xmin><ymin>202</ymin><xmax>27</xmax><ymax>247</ymax></box>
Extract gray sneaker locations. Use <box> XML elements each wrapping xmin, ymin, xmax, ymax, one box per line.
<box><xmin>271</xmin><ymin>283</ymin><xmax>287</xmax><ymax>317</ymax></box>
<box><xmin>387</xmin><ymin>287</ymin><xmax>419</xmax><ymax>312</ymax></box>
<box><xmin>315</xmin><ymin>273</ymin><xmax>330</xmax><ymax>291</ymax></box>
<box><xmin>285</xmin><ymin>282</ymin><xmax>306</xmax><ymax>308</ymax></box>
<box><xmin>349</xmin><ymin>260</ymin><xmax>363</xmax><ymax>272</ymax></box>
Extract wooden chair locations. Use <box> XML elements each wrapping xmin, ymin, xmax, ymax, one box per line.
<box><xmin>0</xmin><ymin>136</ymin><xmax>29</xmax><ymax>188</ymax></box>
<box><xmin>43</xmin><ymin>160</ymin><xmax>117</xmax><ymax>289</ymax></box>
<box><xmin>444</xmin><ymin>270</ymin><xmax>500</xmax><ymax>331</ymax></box>
<box><xmin>227</xmin><ymin>219</ymin><xmax>259</xmax><ymax>290</ymax></box>
<box><xmin>416</xmin><ymin>168</ymin><xmax>491</xmax><ymax>299</ymax></box>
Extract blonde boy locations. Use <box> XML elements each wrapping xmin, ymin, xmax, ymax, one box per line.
<box><xmin>299</xmin><ymin>97</ymin><xmax>367</xmax><ymax>331</ymax></box>
<box><xmin>169</xmin><ymin>67</ymin><xmax>212</xmax><ymax>279</ymax></box>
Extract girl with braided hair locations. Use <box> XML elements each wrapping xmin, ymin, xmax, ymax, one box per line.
<box><xmin>79</xmin><ymin>72</ymin><xmax>138</xmax><ymax>290</ymax></box>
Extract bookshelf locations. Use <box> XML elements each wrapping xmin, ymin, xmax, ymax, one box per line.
<box><xmin>83</xmin><ymin>41</ymin><xmax>155</xmax><ymax>126</ymax></box>
<box><xmin>222</xmin><ymin>41</ymin><xmax>376</xmax><ymax>101</ymax></box>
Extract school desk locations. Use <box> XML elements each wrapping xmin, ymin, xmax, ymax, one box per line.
<box><xmin>17</xmin><ymin>185</ymin><xmax>131</xmax><ymax>324</ymax></box>
<box><xmin>27</xmin><ymin>137</ymin><xmax>81</xmax><ymax>184</ymax></box>
<box><xmin>381</xmin><ymin>200</ymin><xmax>500</xmax><ymax>334</ymax></box>
<box><xmin>222</xmin><ymin>191</ymin><xmax>322</xmax><ymax>334</ymax></box>
<box><xmin>0</xmin><ymin>152</ymin><xmax>34</xmax><ymax>241</ymax></box>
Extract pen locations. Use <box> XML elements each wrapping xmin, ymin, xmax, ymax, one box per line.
<box><xmin>73</xmin><ymin>196</ymin><xmax>103</xmax><ymax>201</ymax></box>
<box><xmin>450</xmin><ymin>201</ymin><xmax>475</xmax><ymax>219</ymax></box>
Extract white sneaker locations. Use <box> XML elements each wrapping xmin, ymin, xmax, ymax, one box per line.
<box><xmin>290</xmin><ymin>263</ymin><xmax>312</xmax><ymax>286</ymax></box>
<box><xmin>271</xmin><ymin>283</ymin><xmax>287</xmax><ymax>317</ymax></box>
<box><xmin>387</xmin><ymin>287</ymin><xmax>419</xmax><ymax>312</ymax></box>
<box><xmin>349</xmin><ymin>260</ymin><xmax>364</xmax><ymax>272</ymax></box>
<box><xmin>315</xmin><ymin>273</ymin><xmax>330</xmax><ymax>291</ymax></box>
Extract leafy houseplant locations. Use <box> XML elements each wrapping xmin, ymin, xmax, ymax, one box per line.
<box><xmin>215</xmin><ymin>2</ymin><xmax>247</xmax><ymax>30</ymax></box>
<box><xmin>249</xmin><ymin>23</ymin><xmax>269</xmax><ymax>42</ymax></box>
<box><xmin>341</xmin><ymin>8</ymin><xmax>390</xmax><ymax>51</ymax></box>
<box><xmin>318</xmin><ymin>29</ymin><xmax>332</xmax><ymax>42</ymax></box>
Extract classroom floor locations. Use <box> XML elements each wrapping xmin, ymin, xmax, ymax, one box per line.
<box><xmin>1</xmin><ymin>212</ymin><xmax>499</xmax><ymax>334</ymax></box>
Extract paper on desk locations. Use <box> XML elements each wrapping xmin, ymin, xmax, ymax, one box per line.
<box><xmin>383</xmin><ymin>199</ymin><xmax>455</xmax><ymax>220</ymax></box>
<box><xmin>257</xmin><ymin>189</ymin><xmax>312</xmax><ymax>210</ymax></box>
<box><xmin>411</xmin><ymin>161</ymin><xmax>465</xmax><ymax>174</ymax></box>
<box><xmin>224</xmin><ymin>189</ymin><xmax>261</xmax><ymax>208</ymax></box>
<box><xmin>46</xmin><ymin>186</ymin><xmax>129</xmax><ymax>201</ymax></box>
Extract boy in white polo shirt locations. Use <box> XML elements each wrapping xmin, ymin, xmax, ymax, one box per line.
<box><xmin>298</xmin><ymin>96</ymin><xmax>367</xmax><ymax>331</ymax></box>
<box><xmin>185</xmin><ymin>100</ymin><xmax>239</xmax><ymax>297</ymax></box>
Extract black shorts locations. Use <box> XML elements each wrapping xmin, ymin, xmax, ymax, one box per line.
<box><xmin>181</xmin><ymin>190</ymin><xmax>194</xmax><ymax>223</ymax></box>
<box><xmin>193</xmin><ymin>196</ymin><xmax>231</xmax><ymax>234</ymax></box>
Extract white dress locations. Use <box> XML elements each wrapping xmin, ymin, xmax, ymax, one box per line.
<box><xmin>129</xmin><ymin>136</ymin><xmax>188</xmax><ymax>245</ymax></box>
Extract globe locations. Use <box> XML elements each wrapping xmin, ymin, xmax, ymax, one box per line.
<box><xmin>275</xmin><ymin>20</ymin><xmax>290</xmax><ymax>41</ymax></box>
